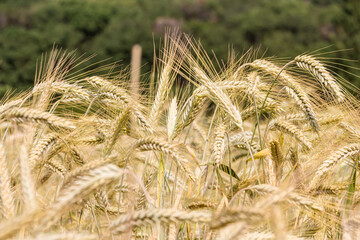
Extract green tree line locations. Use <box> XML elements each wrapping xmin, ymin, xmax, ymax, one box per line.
<box><xmin>0</xmin><ymin>0</ymin><xmax>359</xmax><ymax>95</ymax></box>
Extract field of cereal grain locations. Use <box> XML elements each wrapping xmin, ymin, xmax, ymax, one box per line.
<box><xmin>0</xmin><ymin>33</ymin><xmax>360</xmax><ymax>239</ymax></box>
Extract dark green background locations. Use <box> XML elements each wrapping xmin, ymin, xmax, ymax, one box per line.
<box><xmin>0</xmin><ymin>0</ymin><xmax>359</xmax><ymax>95</ymax></box>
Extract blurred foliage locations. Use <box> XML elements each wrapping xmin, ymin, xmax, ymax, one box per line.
<box><xmin>0</xmin><ymin>0</ymin><xmax>359</xmax><ymax>95</ymax></box>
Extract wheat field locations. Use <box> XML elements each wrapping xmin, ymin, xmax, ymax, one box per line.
<box><xmin>0</xmin><ymin>33</ymin><xmax>360</xmax><ymax>239</ymax></box>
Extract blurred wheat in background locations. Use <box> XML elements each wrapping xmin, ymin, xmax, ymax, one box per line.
<box><xmin>0</xmin><ymin>33</ymin><xmax>360</xmax><ymax>239</ymax></box>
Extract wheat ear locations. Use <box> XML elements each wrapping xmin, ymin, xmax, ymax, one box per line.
<box><xmin>250</xmin><ymin>59</ymin><xmax>318</xmax><ymax>131</ymax></box>
<box><xmin>38</xmin><ymin>164</ymin><xmax>127</xmax><ymax>231</ymax></box>
<box><xmin>150</xmin><ymin>62</ymin><xmax>173</xmax><ymax>122</ymax></box>
<box><xmin>310</xmin><ymin>144</ymin><xmax>360</xmax><ymax>189</ymax></box>
<box><xmin>29</xmin><ymin>133</ymin><xmax>58</xmax><ymax>169</ymax></box>
<box><xmin>216</xmin><ymin>79</ymin><xmax>248</xmax><ymax>91</ymax></box>
<box><xmin>295</xmin><ymin>54</ymin><xmax>344</xmax><ymax>102</ymax></box>
<box><xmin>44</xmin><ymin>158</ymin><xmax>67</xmax><ymax>176</ymax></box>
<box><xmin>87</xmin><ymin>76</ymin><xmax>130</xmax><ymax>104</ymax></box>
<box><xmin>67</xmin><ymin>144</ymin><xmax>84</xmax><ymax>165</ymax></box>
<box><xmin>149</xmin><ymin>35</ymin><xmax>179</xmax><ymax>123</ymax></box>
<box><xmin>289</xmin><ymin>148</ymin><xmax>305</xmax><ymax>190</ymax></box>
<box><xmin>218</xmin><ymin>73</ymin><xmax>268</xmax><ymax>104</ymax></box>
<box><xmin>110</xmin><ymin>208</ymin><xmax>211</xmax><ymax>234</ymax></box>
<box><xmin>340</xmin><ymin>122</ymin><xmax>360</xmax><ymax>139</ymax></box>
<box><xmin>271</xmin><ymin>120</ymin><xmax>312</xmax><ymax>150</ymax></box>
<box><xmin>136</xmin><ymin>137</ymin><xmax>195</xmax><ymax>182</ymax></box>
<box><xmin>241</xmin><ymin>101</ymin><xmax>280</xmax><ymax>121</ymax></box>
<box><xmin>33</xmin><ymin>81</ymin><xmax>92</xmax><ymax>101</ymax></box>
<box><xmin>284</xmin><ymin>85</ymin><xmax>318</xmax><ymax>131</ymax></box>
<box><xmin>238</xmin><ymin>231</ymin><xmax>304</xmax><ymax>240</ymax></box>
<box><xmin>136</xmin><ymin>167</ymin><xmax>156</xmax><ymax>210</ymax></box>
<box><xmin>265</xmin><ymin>154</ymin><xmax>277</xmax><ymax>186</ymax></box>
<box><xmin>211</xmin><ymin>207</ymin><xmax>263</xmax><ymax>229</ymax></box>
<box><xmin>87</xmin><ymin>76</ymin><xmax>152</xmax><ymax>135</ymax></box>
<box><xmin>0</xmin><ymin>99</ymin><xmax>22</xmax><ymax>114</ymax></box>
<box><xmin>193</xmin><ymin>67</ymin><xmax>243</xmax><ymax>129</ymax></box>
<box><xmin>245</xmin><ymin>184</ymin><xmax>324</xmax><ymax>212</ymax></box>
<box><xmin>0</xmin><ymin>164</ymin><xmax>127</xmax><ymax>238</ymax></box>
<box><xmin>230</xmin><ymin>131</ymin><xmax>259</xmax><ymax>152</ymax></box>
<box><xmin>213</xmin><ymin>122</ymin><xmax>227</xmax><ymax>165</ymax></box>
<box><xmin>133</xmin><ymin>108</ymin><xmax>153</xmax><ymax>134</ymax></box>
<box><xmin>270</xmin><ymin>140</ymin><xmax>283</xmax><ymax>184</ymax></box>
<box><xmin>19</xmin><ymin>145</ymin><xmax>37</xmax><ymax>210</ymax></box>
<box><xmin>1</xmin><ymin>107</ymin><xmax>76</xmax><ymax>130</ymax></box>
<box><xmin>246</xmin><ymin>71</ymin><xmax>261</xmax><ymax>97</ymax></box>
<box><xmin>167</xmin><ymin>97</ymin><xmax>178</xmax><ymax>140</ymax></box>
<box><xmin>62</xmin><ymin>159</ymin><xmax>109</xmax><ymax>190</ymax></box>
<box><xmin>183</xmin><ymin>197</ymin><xmax>218</xmax><ymax>210</ymax></box>
<box><xmin>171</xmin><ymin>87</ymin><xmax>207</xmax><ymax>140</ymax></box>
<box><xmin>23</xmin><ymin>232</ymin><xmax>97</xmax><ymax>240</ymax></box>
<box><xmin>104</xmin><ymin>107</ymin><xmax>130</xmax><ymax>155</ymax></box>
<box><xmin>76</xmin><ymin>134</ymin><xmax>105</xmax><ymax>145</ymax></box>
<box><xmin>0</xmin><ymin>144</ymin><xmax>15</xmax><ymax>219</ymax></box>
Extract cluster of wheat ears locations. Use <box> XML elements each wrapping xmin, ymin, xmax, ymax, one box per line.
<box><xmin>0</xmin><ymin>33</ymin><xmax>360</xmax><ymax>240</ymax></box>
